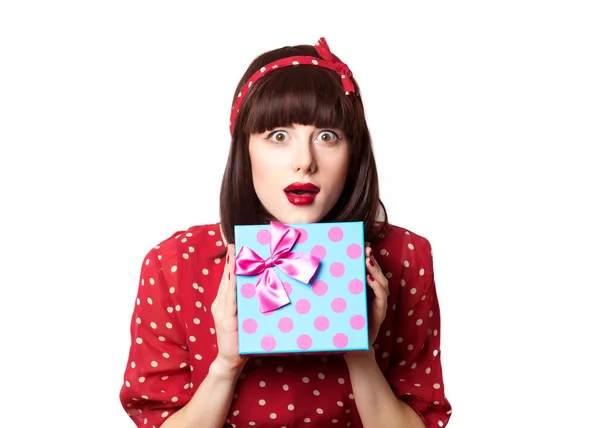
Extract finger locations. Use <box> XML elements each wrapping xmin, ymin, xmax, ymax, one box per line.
<box><xmin>365</xmin><ymin>248</ymin><xmax>376</xmax><ymax>271</ymax></box>
<box><xmin>366</xmin><ymin>248</ymin><xmax>383</xmax><ymax>273</ymax></box>
<box><xmin>221</xmin><ymin>244</ymin><xmax>234</xmax><ymax>299</ymax></box>
<box><xmin>366</xmin><ymin>256</ymin><xmax>386</xmax><ymax>284</ymax></box>
<box><xmin>366</xmin><ymin>273</ymin><xmax>388</xmax><ymax>302</ymax></box>
<box><xmin>372</xmin><ymin>298</ymin><xmax>387</xmax><ymax>328</ymax></box>
<box><xmin>366</xmin><ymin>256</ymin><xmax>389</xmax><ymax>296</ymax></box>
<box><xmin>224</xmin><ymin>273</ymin><xmax>237</xmax><ymax>316</ymax></box>
<box><xmin>366</xmin><ymin>275</ymin><xmax>388</xmax><ymax>330</ymax></box>
<box><xmin>224</xmin><ymin>245</ymin><xmax>238</xmax><ymax>316</ymax></box>
<box><xmin>225</xmin><ymin>272</ymin><xmax>238</xmax><ymax>317</ymax></box>
<box><xmin>226</xmin><ymin>243</ymin><xmax>235</xmax><ymax>269</ymax></box>
<box><xmin>216</xmin><ymin>244</ymin><xmax>234</xmax><ymax>302</ymax></box>
<box><xmin>367</xmin><ymin>248</ymin><xmax>381</xmax><ymax>268</ymax></box>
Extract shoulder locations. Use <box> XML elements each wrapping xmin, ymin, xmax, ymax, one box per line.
<box><xmin>143</xmin><ymin>222</ymin><xmax>226</xmax><ymax>269</ymax></box>
<box><xmin>374</xmin><ymin>223</ymin><xmax>433</xmax><ymax>260</ymax></box>
<box><xmin>372</xmin><ymin>223</ymin><xmax>435</xmax><ymax>284</ymax></box>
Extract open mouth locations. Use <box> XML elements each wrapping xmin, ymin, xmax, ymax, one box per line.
<box><xmin>284</xmin><ymin>182</ymin><xmax>320</xmax><ymax>205</ymax></box>
<box><xmin>284</xmin><ymin>182</ymin><xmax>320</xmax><ymax>194</ymax></box>
<box><xmin>284</xmin><ymin>190</ymin><xmax>318</xmax><ymax>196</ymax></box>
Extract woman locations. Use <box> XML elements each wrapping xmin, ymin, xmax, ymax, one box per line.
<box><xmin>120</xmin><ymin>37</ymin><xmax>451</xmax><ymax>428</ymax></box>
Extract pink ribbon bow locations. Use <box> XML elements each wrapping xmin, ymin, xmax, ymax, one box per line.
<box><xmin>234</xmin><ymin>222</ymin><xmax>321</xmax><ymax>313</ymax></box>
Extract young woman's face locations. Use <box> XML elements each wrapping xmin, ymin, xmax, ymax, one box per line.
<box><xmin>248</xmin><ymin>124</ymin><xmax>350</xmax><ymax>224</ymax></box>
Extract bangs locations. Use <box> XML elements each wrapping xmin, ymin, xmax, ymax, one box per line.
<box><xmin>242</xmin><ymin>66</ymin><xmax>355</xmax><ymax>136</ymax></box>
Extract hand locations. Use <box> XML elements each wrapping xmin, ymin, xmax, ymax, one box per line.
<box><xmin>210</xmin><ymin>243</ymin><xmax>248</xmax><ymax>373</ymax></box>
<box><xmin>364</xmin><ymin>245</ymin><xmax>390</xmax><ymax>347</ymax></box>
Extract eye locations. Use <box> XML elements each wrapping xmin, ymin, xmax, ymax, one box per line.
<box><xmin>266</xmin><ymin>130</ymin><xmax>289</xmax><ymax>143</ymax></box>
<box><xmin>316</xmin><ymin>130</ymin><xmax>341</xmax><ymax>144</ymax></box>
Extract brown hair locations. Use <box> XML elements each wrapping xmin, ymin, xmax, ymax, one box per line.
<box><xmin>219</xmin><ymin>43</ymin><xmax>388</xmax><ymax>245</ymax></box>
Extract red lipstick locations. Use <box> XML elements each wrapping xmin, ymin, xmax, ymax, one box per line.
<box><xmin>284</xmin><ymin>182</ymin><xmax>320</xmax><ymax>206</ymax></box>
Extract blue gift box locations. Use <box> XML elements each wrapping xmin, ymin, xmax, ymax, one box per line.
<box><xmin>234</xmin><ymin>221</ymin><xmax>369</xmax><ymax>355</ymax></box>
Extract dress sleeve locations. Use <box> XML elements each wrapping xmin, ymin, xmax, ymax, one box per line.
<box><xmin>119</xmin><ymin>246</ymin><xmax>193</xmax><ymax>428</ymax></box>
<box><xmin>387</xmin><ymin>238</ymin><xmax>452</xmax><ymax>428</ymax></box>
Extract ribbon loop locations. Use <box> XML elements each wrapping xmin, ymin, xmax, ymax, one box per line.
<box><xmin>235</xmin><ymin>222</ymin><xmax>320</xmax><ymax>313</ymax></box>
<box><xmin>315</xmin><ymin>37</ymin><xmax>356</xmax><ymax>95</ymax></box>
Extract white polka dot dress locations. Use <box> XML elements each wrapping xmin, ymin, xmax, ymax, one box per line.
<box><xmin>119</xmin><ymin>223</ymin><xmax>452</xmax><ymax>427</ymax></box>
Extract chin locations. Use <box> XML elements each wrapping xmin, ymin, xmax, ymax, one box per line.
<box><xmin>273</xmin><ymin>210</ymin><xmax>325</xmax><ymax>225</ymax></box>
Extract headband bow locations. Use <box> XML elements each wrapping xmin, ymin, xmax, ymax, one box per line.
<box><xmin>314</xmin><ymin>37</ymin><xmax>355</xmax><ymax>96</ymax></box>
<box><xmin>229</xmin><ymin>37</ymin><xmax>357</xmax><ymax>135</ymax></box>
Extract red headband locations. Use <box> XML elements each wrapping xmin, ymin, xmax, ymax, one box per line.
<box><xmin>229</xmin><ymin>37</ymin><xmax>357</xmax><ymax>135</ymax></box>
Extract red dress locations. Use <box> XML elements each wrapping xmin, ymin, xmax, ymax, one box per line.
<box><xmin>119</xmin><ymin>223</ymin><xmax>452</xmax><ymax>428</ymax></box>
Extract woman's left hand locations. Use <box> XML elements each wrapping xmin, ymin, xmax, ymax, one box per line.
<box><xmin>364</xmin><ymin>245</ymin><xmax>390</xmax><ymax>347</ymax></box>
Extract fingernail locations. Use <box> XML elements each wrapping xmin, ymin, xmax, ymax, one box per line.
<box><xmin>369</xmin><ymin>258</ymin><xmax>374</xmax><ymax>266</ymax></box>
<box><xmin>368</xmin><ymin>274</ymin><xmax>374</xmax><ymax>281</ymax></box>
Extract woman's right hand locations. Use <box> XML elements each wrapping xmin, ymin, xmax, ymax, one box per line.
<box><xmin>210</xmin><ymin>243</ymin><xmax>248</xmax><ymax>374</ymax></box>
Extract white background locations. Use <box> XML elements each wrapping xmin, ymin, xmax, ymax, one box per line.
<box><xmin>1</xmin><ymin>1</ymin><xmax>599</xmax><ymax>427</ymax></box>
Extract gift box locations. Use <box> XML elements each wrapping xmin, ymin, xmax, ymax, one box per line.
<box><xmin>234</xmin><ymin>221</ymin><xmax>369</xmax><ymax>355</ymax></box>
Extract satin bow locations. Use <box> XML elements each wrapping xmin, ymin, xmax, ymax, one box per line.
<box><xmin>234</xmin><ymin>222</ymin><xmax>321</xmax><ymax>313</ymax></box>
<box><xmin>315</xmin><ymin>37</ymin><xmax>356</xmax><ymax>96</ymax></box>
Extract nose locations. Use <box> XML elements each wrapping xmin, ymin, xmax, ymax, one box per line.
<box><xmin>291</xmin><ymin>139</ymin><xmax>317</xmax><ymax>174</ymax></box>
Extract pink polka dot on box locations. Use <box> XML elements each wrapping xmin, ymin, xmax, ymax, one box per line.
<box><xmin>233</xmin><ymin>221</ymin><xmax>369</xmax><ymax>355</ymax></box>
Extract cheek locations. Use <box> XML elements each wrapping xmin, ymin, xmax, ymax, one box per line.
<box><xmin>332</xmin><ymin>157</ymin><xmax>350</xmax><ymax>187</ymax></box>
<box><xmin>250</xmin><ymin>159</ymin><xmax>264</xmax><ymax>183</ymax></box>
<box><xmin>250</xmin><ymin>149</ymin><xmax>281</xmax><ymax>193</ymax></box>
<box><xmin>249</xmin><ymin>146</ymin><xmax>267</xmax><ymax>184</ymax></box>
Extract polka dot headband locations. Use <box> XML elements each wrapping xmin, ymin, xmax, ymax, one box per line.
<box><xmin>229</xmin><ymin>37</ymin><xmax>357</xmax><ymax>135</ymax></box>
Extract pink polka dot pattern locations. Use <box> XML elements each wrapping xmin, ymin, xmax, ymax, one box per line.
<box><xmin>350</xmin><ymin>314</ymin><xmax>366</xmax><ymax>330</ymax></box>
<box><xmin>346</xmin><ymin>243</ymin><xmax>362</xmax><ymax>259</ymax></box>
<box><xmin>332</xmin><ymin>333</ymin><xmax>348</xmax><ymax>348</ymax></box>
<box><xmin>328</xmin><ymin>226</ymin><xmax>343</xmax><ymax>242</ymax></box>
<box><xmin>312</xmin><ymin>280</ymin><xmax>328</xmax><ymax>296</ymax></box>
<box><xmin>295</xmin><ymin>299</ymin><xmax>311</xmax><ymax>314</ymax></box>
<box><xmin>241</xmin><ymin>283</ymin><xmax>256</xmax><ymax>298</ymax></box>
<box><xmin>242</xmin><ymin>318</ymin><xmax>258</xmax><ymax>334</ymax></box>
<box><xmin>329</xmin><ymin>262</ymin><xmax>345</xmax><ymax>277</ymax></box>
<box><xmin>331</xmin><ymin>297</ymin><xmax>347</xmax><ymax>313</ymax></box>
<box><xmin>256</xmin><ymin>229</ymin><xmax>271</xmax><ymax>245</ymax></box>
<box><xmin>283</xmin><ymin>282</ymin><xmax>292</xmax><ymax>295</ymax></box>
<box><xmin>348</xmin><ymin>279</ymin><xmax>364</xmax><ymax>294</ymax></box>
<box><xmin>278</xmin><ymin>317</ymin><xmax>294</xmax><ymax>333</ymax></box>
<box><xmin>260</xmin><ymin>335</ymin><xmax>276</xmax><ymax>351</ymax></box>
<box><xmin>314</xmin><ymin>316</ymin><xmax>330</xmax><ymax>331</ymax></box>
<box><xmin>311</xmin><ymin>245</ymin><xmax>327</xmax><ymax>260</ymax></box>
<box><xmin>297</xmin><ymin>228</ymin><xmax>308</xmax><ymax>243</ymax></box>
<box><xmin>297</xmin><ymin>334</ymin><xmax>313</xmax><ymax>350</ymax></box>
